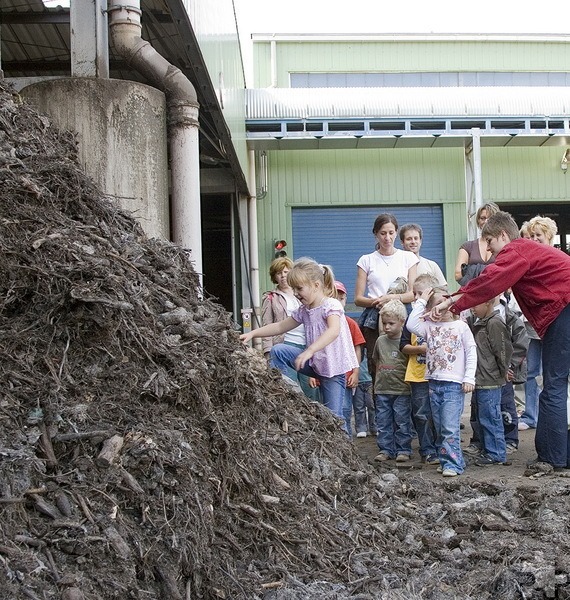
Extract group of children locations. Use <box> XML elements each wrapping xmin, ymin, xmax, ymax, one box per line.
<box><xmin>241</xmin><ymin>256</ymin><xmax>527</xmax><ymax>478</ymax></box>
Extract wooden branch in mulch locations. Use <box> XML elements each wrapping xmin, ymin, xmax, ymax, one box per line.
<box><xmin>95</xmin><ymin>435</ymin><xmax>124</xmax><ymax>467</ymax></box>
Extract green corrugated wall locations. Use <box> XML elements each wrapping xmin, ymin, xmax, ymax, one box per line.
<box><xmin>256</xmin><ymin>144</ymin><xmax>570</xmax><ymax>293</ymax></box>
<box><xmin>257</xmin><ymin>147</ymin><xmax>467</xmax><ymax>291</ymax></box>
<box><xmin>254</xmin><ymin>39</ymin><xmax>570</xmax><ymax>88</ymax></box>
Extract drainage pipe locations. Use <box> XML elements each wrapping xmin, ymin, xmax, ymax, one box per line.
<box><xmin>247</xmin><ymin>150</ymin><xmax>261</xmax><ymax>346</ymax></box>
<box><xmin>108</xmin><ymin>0</ymin><xmax>203</xmax><ymax>285</ymax></box>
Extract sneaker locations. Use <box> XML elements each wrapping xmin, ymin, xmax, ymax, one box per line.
<box><xmin>464</xmin><ymin>444</ymin><xmax>482</xmax><ymax>456</ymax></box>
<box><xmin>442</xmin><ymin>469</ymin><xmax>458</xmax><ymax>477</ymax></box>
<box><xmin>506</xmin><ymin>442</ymin><xmax>518</xmax><ymax>454</ymax></box>
<box><xmin>396</xmin><ymin>454</ymin><xmax>410</xmax><ymax>463</ymax></box>
<box><xmin>474</xmin><ymin>454</ymin><xmax>512</xmax><ymax>467</ymax></box>
<box><xmin>437</xmin><ymin>466</ymin><xmax>443</xmax><ymax>473</ymax></box>
<box><xmin>356</xmin><ymin>431</ymin><xmax>367</xmax><ymax>438</ymax></box>
<box><xmin>518</xmin><ymin>422</ymin><xmax>530</xmax><ymax>431</ymax></box>
<box><xmin>424</xmin><ymin>454</ymin><xmax>440</xmax><ymax>465</ymax></box>
<box><xmin>374</xmin><ymin>452</ymin><xmax>392</xmax><ymax>462</ymax></box>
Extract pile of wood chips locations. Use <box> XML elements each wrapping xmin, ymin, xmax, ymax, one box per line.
<box><xmin>1</xmin><ymin>81</ymin><xmax>570</xmax><ymax>600</ymax></box>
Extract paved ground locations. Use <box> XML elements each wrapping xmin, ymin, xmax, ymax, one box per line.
<box><xmin>352</xmin><ymin>397</ymin><xmax>542</xmax><ymax>487</ymax></box>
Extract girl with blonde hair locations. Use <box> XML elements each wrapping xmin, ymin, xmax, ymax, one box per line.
<box><xmin>241</xmin><ymin>258</ymin><xmax>357</xmax><ymax>423</ymax></box>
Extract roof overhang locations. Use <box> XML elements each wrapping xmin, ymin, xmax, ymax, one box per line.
<box><xmin>245</xmin><ymin>87</ymin><xmax>570</xmax><ymax>150</ymax></box>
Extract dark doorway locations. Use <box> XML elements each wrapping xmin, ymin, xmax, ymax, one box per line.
<box><xmin>500</xmin><ymin>203</ymin><xmax>570</xmax><ymax>254</ymax></box>
<box><xmin>202</xmin><ymin>194</ymin><xmax>234</xmax><ymax>313</ymax></box>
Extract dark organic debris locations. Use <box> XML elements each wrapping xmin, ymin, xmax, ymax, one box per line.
<box><xmin>1</xmin><ymin>80</ymin><xmax>570</xmax><ymax>600</ymax></box>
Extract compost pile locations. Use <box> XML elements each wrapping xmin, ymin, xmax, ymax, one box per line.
<box><xmin>2</xmin><ymin>81</ymin><xmax>570</xmax><ymax>600</ymax></box>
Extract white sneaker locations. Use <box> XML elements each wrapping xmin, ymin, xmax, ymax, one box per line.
<box><xmin>356</xmin><ymin>431</ymin><xmax>367</xmax><ymax>438</ymax></box>
<box><xmin>518</xmin><ymin>422</ymin><xmax>530</xmax><ymax>431</ymax></box>
<box><xmin>374</xmin><ymin>453</ymin><xmax>392</xmax><ymax>462</ymax></box>
<box><xmin>442</xmin><ymin>469</ymin><xmax>458</xmax><ymax>477</ymax></box>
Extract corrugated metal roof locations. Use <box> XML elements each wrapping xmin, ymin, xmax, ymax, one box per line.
<box><xmin>1</xmin><ymin>0</ymin><xmax>248</xmax><ymax>192</ymax></box>
<box><xmin>246</xmin><ymin>87</ymin><xmax>570</xmax><ymax>120</ymax></box>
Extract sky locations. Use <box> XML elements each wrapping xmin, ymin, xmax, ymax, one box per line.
<box><xmin>233</xmin><ymin>0</ymin><xmax>570</xmax><ymax>36</ymax></box>
<box><xmin>233</xmin><ymin>0</ymin><xmax>570</xmax><ymax>85</ymax></box>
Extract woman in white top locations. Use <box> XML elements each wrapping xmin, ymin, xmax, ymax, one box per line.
<box><xmin>355</xmin><ymin>213</ymin><xmax>419</xmax><ymax>382</ymax></box>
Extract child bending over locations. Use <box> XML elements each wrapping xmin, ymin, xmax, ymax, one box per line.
<box><xmin>240</xmin><ymin>258</ymin><xmax>358</xmax><ymax>423</ymax></box>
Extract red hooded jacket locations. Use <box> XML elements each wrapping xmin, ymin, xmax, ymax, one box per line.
<box><xmin>452</xmin><ymin>238</ymin><xmax>570</xmax><ymax>338</ymax></box>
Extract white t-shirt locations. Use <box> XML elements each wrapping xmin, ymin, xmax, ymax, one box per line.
<box><xmin>417</xmin><ymin>256</ymin><xmax>447</xmax><ymax>286</ymax></box>
<box><xmin>357</xmin><ymin>249</ymin><xmax>419</xmax><ymax>298</ymax></box>
<box><xmin>283</xmin><ymin>293</ymin><xmax>306</xmax><ymax>346</ymax></box>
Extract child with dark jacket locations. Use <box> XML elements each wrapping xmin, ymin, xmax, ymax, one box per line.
<box><xmin>469</xmin><ymin>297</ymin><xmax>513</xmax><ymax>466</ymax></box>
<box><xmin>465</xmin><ymin>294</ymin><xmax>528</xmax><ymax>457</ymax></box>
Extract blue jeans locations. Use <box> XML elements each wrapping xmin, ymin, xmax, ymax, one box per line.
<box><xmin>520</xmin><ymin>338</ymin><xmax>542</xmax><ymax>428</ymax></box>
<box><xmin>353</xmin><ymin>382</ymin><xmax>375</xmax><ymax>434</ymax></box>
<box><xmin>273</xmin><ymin>342</ymin><xmax>321</xmax><ymax>403</ymax></box>
<box><xmin>270</xmin><ymin>343</ymin><xmax>346</xmax><ymax>422</ymax></box>
<box><xmin>343</xmin><ymin>387</ymin><xmax>354</xmax><ymax>437</ymax></box>
<box><xmin>429</xmin><ymin>380</ymin><xmax>465</xmax><ymax>474</ymax></box>
<box><xmin>473</xmin><ymin>387</ymin><xmax>507</xmax><ymax>462</ymax></box>
<box><xmin>375</xmin><ymin>393</ymin><xmax>413</xmax><ymax>457</ymax></box>
<box><xmin>501</xmin><ymin>382</ymin><xmax>518</xmax><ymax>446</ymax></box>
<box><xmin>536</xmin><ymin>303</ymin><xmax>570</xmax><ymax>467</ymax></box>
<box><xmin>410</xmin><ymin>381</ymin><xmax>437</xmax><ymax>458</ymax></box>
<box><xmin>470</xmin><ymin>382</ymin><xmax>518</xmax><ymax>448</ymax></box>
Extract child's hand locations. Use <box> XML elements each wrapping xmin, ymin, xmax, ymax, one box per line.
<box><xmin>506</xmin><ymin>368</ymin><xmax>514</xmax><ymax>382</ymax></box>
<box><xmin>419</xmin><ymin>287</ymin><xmax>434</xmax><ymax>302</ymax></box>
<box><xmin>295</xmin><ymin>348</ymin><xmax>314</xmax><ymax>371</ymax></box>
<box><xmin>240</xmin><ymin>332</ymin><xmax>253</xmax><ymax>343</ymax></box>
<box><xmin>308</xmin><ymin>377</ymin><xmax>319</xmax><ymax>388</ymax></box>
<box><xmin>347</xmin><ymin>370</ymin><xmax>359</xmax><ymax>388</ymax></box>
<box><xmin>462</xmin><ymin>382</ymin><xmax>474</xmax><ymax>393</ymax></box>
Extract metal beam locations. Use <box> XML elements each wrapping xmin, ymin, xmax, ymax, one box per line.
<box><xmin>0</xmin><ymin>11</ymin><xmax>70</xmax><ymax>25</ymax></box>
<box><xmin>70</xmin><ymin>0</ymin><xmax>109</xmax><ymax>78</ymax></box>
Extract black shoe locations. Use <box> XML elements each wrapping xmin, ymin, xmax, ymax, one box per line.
<box><xmin>527</xmin><ymin>457</ymin><xmax>569</xmax><ymax>472</ymax></box>
<box><xmin>474</xmin><ymin>454</ymin><xmax>512</xmax><ymax>467</ymax></box>
<box><xmin>525</xmin><ymin>458</ymin><xmax>555</xmax><ymax>476</ymax></box>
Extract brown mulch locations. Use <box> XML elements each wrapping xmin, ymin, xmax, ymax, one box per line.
<box><xmin>1</xmin><ymin>80</ymin><xmax>570</xmax><ymax>600</ymax></box>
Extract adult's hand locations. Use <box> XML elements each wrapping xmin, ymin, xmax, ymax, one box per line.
<box><xmin>371</xmin><ymin>294</ymin><xmax>392</xmax><ymax>308</ymax></box>
<box><xmin>429</xmin><ymin>296</ymin><xmax>454</xmax><ymax>321</ymax></box>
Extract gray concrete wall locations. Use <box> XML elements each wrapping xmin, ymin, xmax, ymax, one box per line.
<box><xmin>21</xmin><ymin>78</ymin><xmax>170</xmax><ymax>240</ymax></box>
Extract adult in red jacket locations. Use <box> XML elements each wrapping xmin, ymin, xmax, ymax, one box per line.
<box><xmin>432</xmin><ymin>211</ymin><xmax>570</xmax><ymax>470</ymax></box>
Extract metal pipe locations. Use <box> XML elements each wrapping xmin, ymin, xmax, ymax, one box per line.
<box><xmin>108</xmin><ymin>0</ymin><xmax>203</xmax><ymax>286</ymax></box>
<box><xmin>471</xmin><ymin>128</ymin><xmax>483</xmax><ymax>240</ymax></box>
<box><xmin>247</xmin><ymin>150</ymin><xmax>261</xmax><ymax>349</ymax></box>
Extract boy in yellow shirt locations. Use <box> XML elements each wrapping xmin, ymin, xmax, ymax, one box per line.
<box><xmin>400</xmin><ymin>274</ymin><xmax>440</xmax><ymax>465</ymax></box>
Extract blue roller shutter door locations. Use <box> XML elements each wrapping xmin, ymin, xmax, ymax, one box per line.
<box><xmin>291</xmin><ymin>205</ymin><xmax>445</xmax><ymax>315</ymax></box>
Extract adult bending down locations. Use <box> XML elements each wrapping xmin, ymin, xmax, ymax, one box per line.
<box><xmin>355</xmin><ymin>213</ymin><xmax>418</xmax><ymax>382</ymax></box>
<box><xmin>431</xmin><ymin>211</ymin><xmax>570</xmax><ymax>470</ymax></box>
